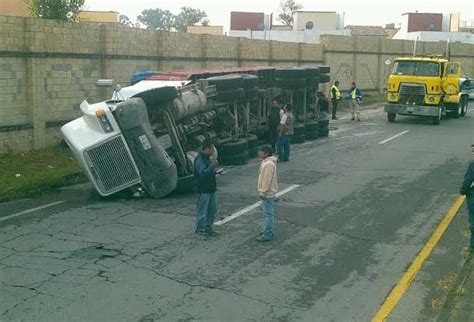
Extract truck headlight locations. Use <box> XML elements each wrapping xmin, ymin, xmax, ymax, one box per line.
<box><xmin>96</xmin><ymin>109</ymin><xmax>114</xmax><ymax>133</ymax></box>
<box><xmin>390</xmin><ymin>94</ymin><xmax>396</xmax><ymax>101</ymax></box>
<box><xmin>428</xmin><ymin>96</ymin><xmax>435</xmax><ymax>103</ymax></box>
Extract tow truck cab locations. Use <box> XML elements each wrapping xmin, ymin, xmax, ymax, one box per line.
<box><xmin>385</xmin><ymin>57</ymin><xmax>469</xmax><ymax>124</ymax></box>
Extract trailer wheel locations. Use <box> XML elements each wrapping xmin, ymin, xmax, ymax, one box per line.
<box><xmin>293</xmin><ymin>123</ymin><xmax>305</xmax><ymax>136</ymax></box>
<box><xmin>239</xmin><ymin>74</ymin><xmax>259</xmax><ymax>89</ymax></box>
<box><xmin>305</xmin><ymin>121</ymin><xmax>319</xmax><ymax>132</ymax></box>
<box><xmin>207</xmin><ymin>75</ymin><xmax>243</xmax><ymax>91</ymax></box>
<box><xmin>275</xmin><ymin>67</ymin><xmax>307</xmax><ymax>79</ymax></box>
<box><xmin>319</xmin><ymin>128</ymin><xmax>330</xmax><ymax>137</ymax></box>
<box><xmin>131</xmin><ymin>86</ymin><xmax>178</xmax><ymax>108</ymax></box>
<box><xmin>387</xmin><ymin>113</ymin><xmax>396</xmax><ymax>122</ymax></box>
<box><xmin>461</xmin><ymin>96</ymin><xmax>468</xmax><ymax>117</ymax></box>
<box><xmin>292</xmin><ymin>134</ymin><xmax>306</xmax><ymax>144</ymax></box>
<box><xmin>319</xmin><ymin>74</ymin><xmax>330</xmax><ymax>84</ymax></box>
<box><xmin>215</xmin><ymin>88</ymin><xmax>245</xmax><ymax>102</ymax></box>
<box><xmin>218</xmin><ymin>138</ymin><xmax>248</xmax><ymax>155</ymax></box>
<box><xmin>275</xmin><ymin>78</ymin><xmax>307</xmax><ymax>89</ymax></box>
<box><xmin>246</xmin><ymin>134</ymin><xmax>258</xmax><ymax>149</ymax></box>
<box><xmin>318</xmin><ymin>65</ymin><xmax>331</xmax><ymax>74</ymax></box>
<box><xmin>220</xmin><ymin>151</ymin><xmax>249</xmax><ymax>165</ymax></box>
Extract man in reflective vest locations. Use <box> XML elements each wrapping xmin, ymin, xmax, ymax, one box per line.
<box><xmin>347</xmin><ymin>82</ymin><xmax>362</xmax><ymax>121</ymax></box>
<box><xmin>330</xmin><ymin>80</ymin><xmax>341</xmax><ymax>120</ymax></box>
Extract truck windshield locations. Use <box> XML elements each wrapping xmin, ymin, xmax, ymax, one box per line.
<box><xmin>392</xmin><ymin>61</ymin><xmax>439</xmax><ymax>76</ymax></box>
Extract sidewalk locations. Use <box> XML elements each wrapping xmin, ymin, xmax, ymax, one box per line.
<box><xmin>438</xmin><ymin>254</ymin><xmax>474</xmax><ymax>321</ymax></box>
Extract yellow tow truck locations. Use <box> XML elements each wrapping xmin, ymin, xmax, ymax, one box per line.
<box><xmin>385</xmin><ymin>56</ymin><xmax>469</xmax><ymax>125</ymax></box>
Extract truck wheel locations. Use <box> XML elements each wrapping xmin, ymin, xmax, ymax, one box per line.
<box><xmin>305</xmin><ymin>121</ymin><xmax>319</xmax><ymax>132</ymax></box>
<box><xmin>461</xmin><ymin>96</ymin><xmax>468</xmax><ymax>117</ymax></box>
<box><xmin>207</xmin><ymin>75</ymin><xmax>243</xmax><ymax>90</ymax></box>
<box><xmin>318</xmin><ymin>119</ymin><xmax>330</xmax><ymax>127</ymax></box>
<box><xmin>246</xmin><ymin>134</ymin><xmax>258</xmax><ymax>149</ymax></box>
<box><xmin>275</xmin><ymin>67</ymin><xmax>307</xmax><ymax>79</ymax></box>
<box><xmin>452</xmin><ymin>102</ymin><xmax>462</xmax><ymax>118</ymax></box>
<box><xmin>293</xmin><ymin>124</ymin><xmax>305</xmax><ymax>136</ymax></box>
<box><xmin>218</xmin><ymin>138</ymin><xmax>248</xmax><ymax>155</ymax></box>
<box><xmin>318</xmin><ymin>65</ymin><xmax>331</xmax><ymax>74</ymax></box>
<box><xmin>387</xmin><ymin>113</ymin><xmax>396</xmax><ymax>123</ymax></box>
<box><xmin>318</xmin><ymin>128</ymin><xmax>329</xmax><ymax>137</ymax></box>
<box><xmin>432</xmin><ymin>108</ymin><xmax>441</xmax><ymax>125</ymax></box>
<box><xmin>319</xmin><ymin>74</ymin><xmax>330</xmax><ymax>84</ymax></box>
<box><xmin>292</xmin><ymin>134</ymin><xmax>306</xmax><ymax>144</ymax></box>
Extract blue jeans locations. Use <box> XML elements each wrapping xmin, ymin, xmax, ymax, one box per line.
<box><xmin>277</xmin><ymin>135</ymin><xmax>291</xmax><ymax>161</ymax></box>
<box><xmin>196</xmin><ymin>193</ymin><xmax>217</xmax><ymax>234</ymax></box>
<box><xmin>468</xmin><ymin>197</ymin><xmax>474</xmax><ymax>248</ymax></box>
<box><xmin>261</xmin><ymin>197</ymin><xmax>275</xmax><ymax>237</ymax></box>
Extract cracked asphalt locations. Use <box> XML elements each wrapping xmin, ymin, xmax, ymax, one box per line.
<box><xmin>1</xmin><ymin>104</ymin><xmax>473</xmax><ymax>321</ymax></box>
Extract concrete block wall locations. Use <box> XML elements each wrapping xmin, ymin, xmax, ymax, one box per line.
<box><xmin>0</xmin><ymin>16</ymin><xmax>473</xmax><ymax>153</ymax></box>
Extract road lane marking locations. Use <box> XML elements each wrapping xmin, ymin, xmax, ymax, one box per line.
<box><xmin>372</xmin><ymin>195</ymin><xmax>466</xmax><ymax>322</ymax></box>
<box><xmin>0</xmin><ymin>201</ymin><xmax>65</xmax><ymax>222</ymax></box>
<box><xmin>214</xmin><ymin>184</ymin><xmax>300</xmax><ymax>226</ymax></box>
<box><xmin>378</xmin><ymin>130</ymin><xmax>410</xmax><ymax>145</ymax></box>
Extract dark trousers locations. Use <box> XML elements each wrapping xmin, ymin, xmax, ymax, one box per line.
<box><xmin>332</xmin><ymin>99</ymin><xmax>338</xmax><ymax>119</ymax></box>
<box><xmin>269</xmin><ymin>129</ymin><xmax>278</xmax><ymax>152</ymax></box>
<box><xmin>468</xmin><ymin>197</ymin><xmax>474</xmax><ymax>248</ymax></box>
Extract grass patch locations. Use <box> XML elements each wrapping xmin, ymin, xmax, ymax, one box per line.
<box><xmin>0</xmin><ymin>147</ymin><xmax>85</xmax><ymax>202</ymax></box>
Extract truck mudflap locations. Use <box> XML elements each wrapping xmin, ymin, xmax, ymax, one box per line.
<box><xmin>113</xmin><ymin>98</ymin><xmax>178</xmax><ymax>198</ymax></box>
<box><xmin>384</xmin><ymin>104</ymin><xmax>440</xmax><ymax>117</ymax></box>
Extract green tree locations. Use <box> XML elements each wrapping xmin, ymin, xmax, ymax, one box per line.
<box><xmin>27</xmin><ymin>0</ymin><xmax>85</xmax><ymax>22</ymax></box>
<box><xmin>277</xmin><ymin>0</ymin><xmax>303</xmax><ymax>26</ymax></box>
<box><xmin>173</xmin><ymin>7</ymin><xmax>208</xmax><ymax>32</ymax></box>
<box><xmin>137</xmin><ymin>8</ymin><xmax>174</xmax><ymax>30</ymax></box>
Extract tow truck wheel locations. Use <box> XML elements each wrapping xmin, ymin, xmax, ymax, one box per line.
<box><xmin>452</xmin><ymin>102</ymin><xmax>462</xmax><ymax>118</ymax></box>
<box><xmin>460</xmin><ymin>96</ymin><xmax>468</xmax><ymax>117</ymax></box>
<box><xmin>387</xmin><ymin>113</ymin><xmax>396</xmax><ymax>123</ymax></box>
<box><xmin>432</xmin><ymin>108</ymin><xmax>441</xmax><ymax>125</ymax></box>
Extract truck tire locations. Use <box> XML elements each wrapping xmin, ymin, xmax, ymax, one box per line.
<box><xmin>432</xmin><ymin>107</ymin><xmax>441</xmax><ymax>125</ymax></box>
<box><xmin>305</xmin><ymin>121</ymin><xmax>319</xmax><ymax>132</ymax></box>
<box><xmin>304</xmin><ymin>67</ymin><xmax>320</xmax><ymax>78</ymax></box>
<box><xmin>305</xmin><ymin>131</ymin><xmax>319</xmax><ymax>140</ymax></box>
<box><xmin>275</xmin><ymin>78</ymin><xmax>307</xmax><ymax>89</ymax></box>
<box><xmin>293</xmin><ymin>123</ymin><xmax>305</xmax><ymax>136</ymax></box>
<box><xmin>292</xmin><ymin>134</ymin><xmax>305</xmax><ymax>144</ymax></box>
<box><xmin>319</xmin><ymin>74</ymin><xmax>330</xmax><ymax>84</ymax></box>
<box><xmin>240</xmin><ymin>74</ymin><xmax>259</xmax><ymax>89</ymax></box>
<box><xmin>215</xmin><ymin>88</ymin><xmax>245</xmax><ymax>102</ymax></box>
<box><xmin>275</xmin><ymin>67</ymin><xmax>307</xmax><ymax>79</ymax></box>
<box><xmin>218</xmin><ymin>138</ymin><xmax>248</xmax><ymax>155</ymax></box>
<box><xmin>319</xmin><ymin>128</ymin><xmax>329</xmax><ymax>137</ymax></box>
<box><xmin>318</xmin><ymin>119</ymin><xmax>330</xmax><ymax>127</ymax></box>
<box><xmin>131</xmin><ymin>86</ymin><xmax>178</xmax><ymax>109</ymax></box>
<box><xmin>244</xmin><ymin>88</ymin><xmax>259</xmax><ymax>100</ymax></box>
<box><xmin>461</xmin><ymin>96</ymin><xmax>468</xmax><ymax>117</ymax></box>
<box><xmin>387</xmin><ymin>113</ymin><xmax>396</xmax><ymax>122</ymax></box>
<box><xmin>246</xmin><ymin>134</ymin><xmax>258</xmax><ymax>149</ymax></box>
<box><xmin>318</xmin><ymin>65</ymin><xmax>331</xmax><ymax>74</ymax></box>
<box><xmin>175</xmin><ymin>175</ymin><xmax>195</xmax><ymax>194</ymax></box>
<box><xmin>220</xmin><ymin>151</ymin><xmax>249</xmax><ymax>165</ymax></box>
<box><xmin>207</xmin><ymin>75</ymin><xmax>243</xmax><ymax>90</ymax></box>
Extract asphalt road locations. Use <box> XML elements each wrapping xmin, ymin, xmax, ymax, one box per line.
<box><xmin>1</xmin><ymin>104</ymin><xmax>473</xmax><ymax>321</ymax></box>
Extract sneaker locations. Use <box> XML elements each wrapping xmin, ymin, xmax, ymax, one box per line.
<box><xmin>256</xmin><ymin>235</ymin><xmax>273</xmax><ymax>242</ymax></box>
<box><xmin>332</xmin><ymin>117</ymin><xmax>338</xmax><ymax>120</ymax></box>
<box><xmin>357</xmin><ymin>118</ymin><xmax>361</xmax><ymax>122</ymax></box>
<box><xmin>196</xmin><ymin>231</ymin><xmax>208</xmax><ymax>240</ymax></box>
<box><xmin>351</xmin><ymin>117</ymin><xmax>355</xmax><ymax>121</ymax></box>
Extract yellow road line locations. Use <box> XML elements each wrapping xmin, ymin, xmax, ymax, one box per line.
<box><xmin>372</xmin><ymin>195</ymin><xmax>466</xmax><ymax>322</ymax></box>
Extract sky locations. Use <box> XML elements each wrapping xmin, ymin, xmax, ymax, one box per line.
<box><xmin>83</xmin><ymin>0</ymin><xmax>474</xmax><ymax>31</ymax></box>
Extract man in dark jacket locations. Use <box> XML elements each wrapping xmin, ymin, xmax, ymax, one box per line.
<box><xmin>268</xmin><ymin>100</ymin><xmax>281</xmax><ymax>152</ymax></box>
<box><xmin>194</xmin><ymin>139</ymin><xmax>218</xmax><ymax>237</ymax></box>
<box><xmin>460</xmin><ymin>145</ymin><xmax>474</xmax><ymax>252</ymax></box>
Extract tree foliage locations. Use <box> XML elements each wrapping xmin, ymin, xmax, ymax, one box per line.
<box><xmin>277</xmin><ymin>0</ymin><xmax>303</xmax><ymax>26</ymax></box>
<box><xmin>137</xmin><ymin>8</ymin><xmax>174</xmax><ymax>30</ymax></box>
<box><xmin>137</xmin><ymin>7</ymin><xmax>209</xmax><ymax>32</ymax></box>
<box><xmin>27</xmin><ymin>0</ymin><xmax>85</xmax><ymax>22</ymax></box>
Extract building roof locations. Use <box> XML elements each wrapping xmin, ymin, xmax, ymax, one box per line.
<box><xmin>346</xmin><ymin>25</ymin><xmax>388</xmax><ymax>36</ymax></box>
<box><xmin>384</xmin><ymin>28</ymin><xmax>400</xmax><ymax>39</ymax></box>
<box><xmin>295</xmin><ymin>11</ymin><xmax>337</xmax><ymax>14</ymax></box>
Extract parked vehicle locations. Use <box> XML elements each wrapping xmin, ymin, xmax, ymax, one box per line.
<box><xmin>385</xmin><ymin>56</ymin><xmax>469</xmax><ymax>124</ymax></box>
<box><xmin>62</xmin><ymin>66</ymin><xmax>331</xmax><ymax>198</ymax></box>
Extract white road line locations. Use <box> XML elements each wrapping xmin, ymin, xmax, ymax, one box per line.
<box><xmin>214</xmin><ymin>184</ymin><xmax>300</xmax><ymax>226</ymax></box>
<box><xmin>379</xmin><ymin>130</ymin><xmax>410</xmax><ymax>145</ymax></box>
<box><xmin>0</xmin><ymin>201</ymin><xmax>65</xmax><ymax>222</ymax></box>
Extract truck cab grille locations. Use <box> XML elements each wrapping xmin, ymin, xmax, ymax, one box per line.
<box><xmin>399</xmin><ymin>83</ymin><xmax>426</xmax><ymax>106</ymax></box>
<box><xmin>84</xmin><ymin>136</ymin><xmax>141</xmax><ymax>195</ymax></box>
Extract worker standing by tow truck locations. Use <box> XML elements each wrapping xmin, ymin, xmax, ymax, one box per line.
<box><xmin>347</xmin><ymin>82</ymin><xmax>362</xmax><ymax>121</ymax></box>
<box><xmin>330</xmin><ymin>80</ymin><xmax>342</xmax><ymax>120</ymax></box>
<box><xmin>278</xmin><ymin>104</ymin><xmax>294</xmax><ymax>162</ymax></box>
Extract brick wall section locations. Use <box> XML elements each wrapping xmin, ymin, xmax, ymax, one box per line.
<box><xmin>0</xmin><ymin>16</ymin><xmax>473</xmax><ymax>153</ymax></box>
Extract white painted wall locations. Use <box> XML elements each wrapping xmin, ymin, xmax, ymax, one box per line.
<box><xmin>228</xmin><ymin>29</ymin><xmax>350</xmax><ymax>44</ymax></box>
<box><xmin>400</xmin><ymin>31</ymin><xmax>474</xmax><ymax>44</ymax></box>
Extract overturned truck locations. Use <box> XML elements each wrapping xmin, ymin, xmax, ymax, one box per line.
<box><xmin>62</xmin><ymin>65</ymin><xmax>331</xmax><ymax>198</ymax></box>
